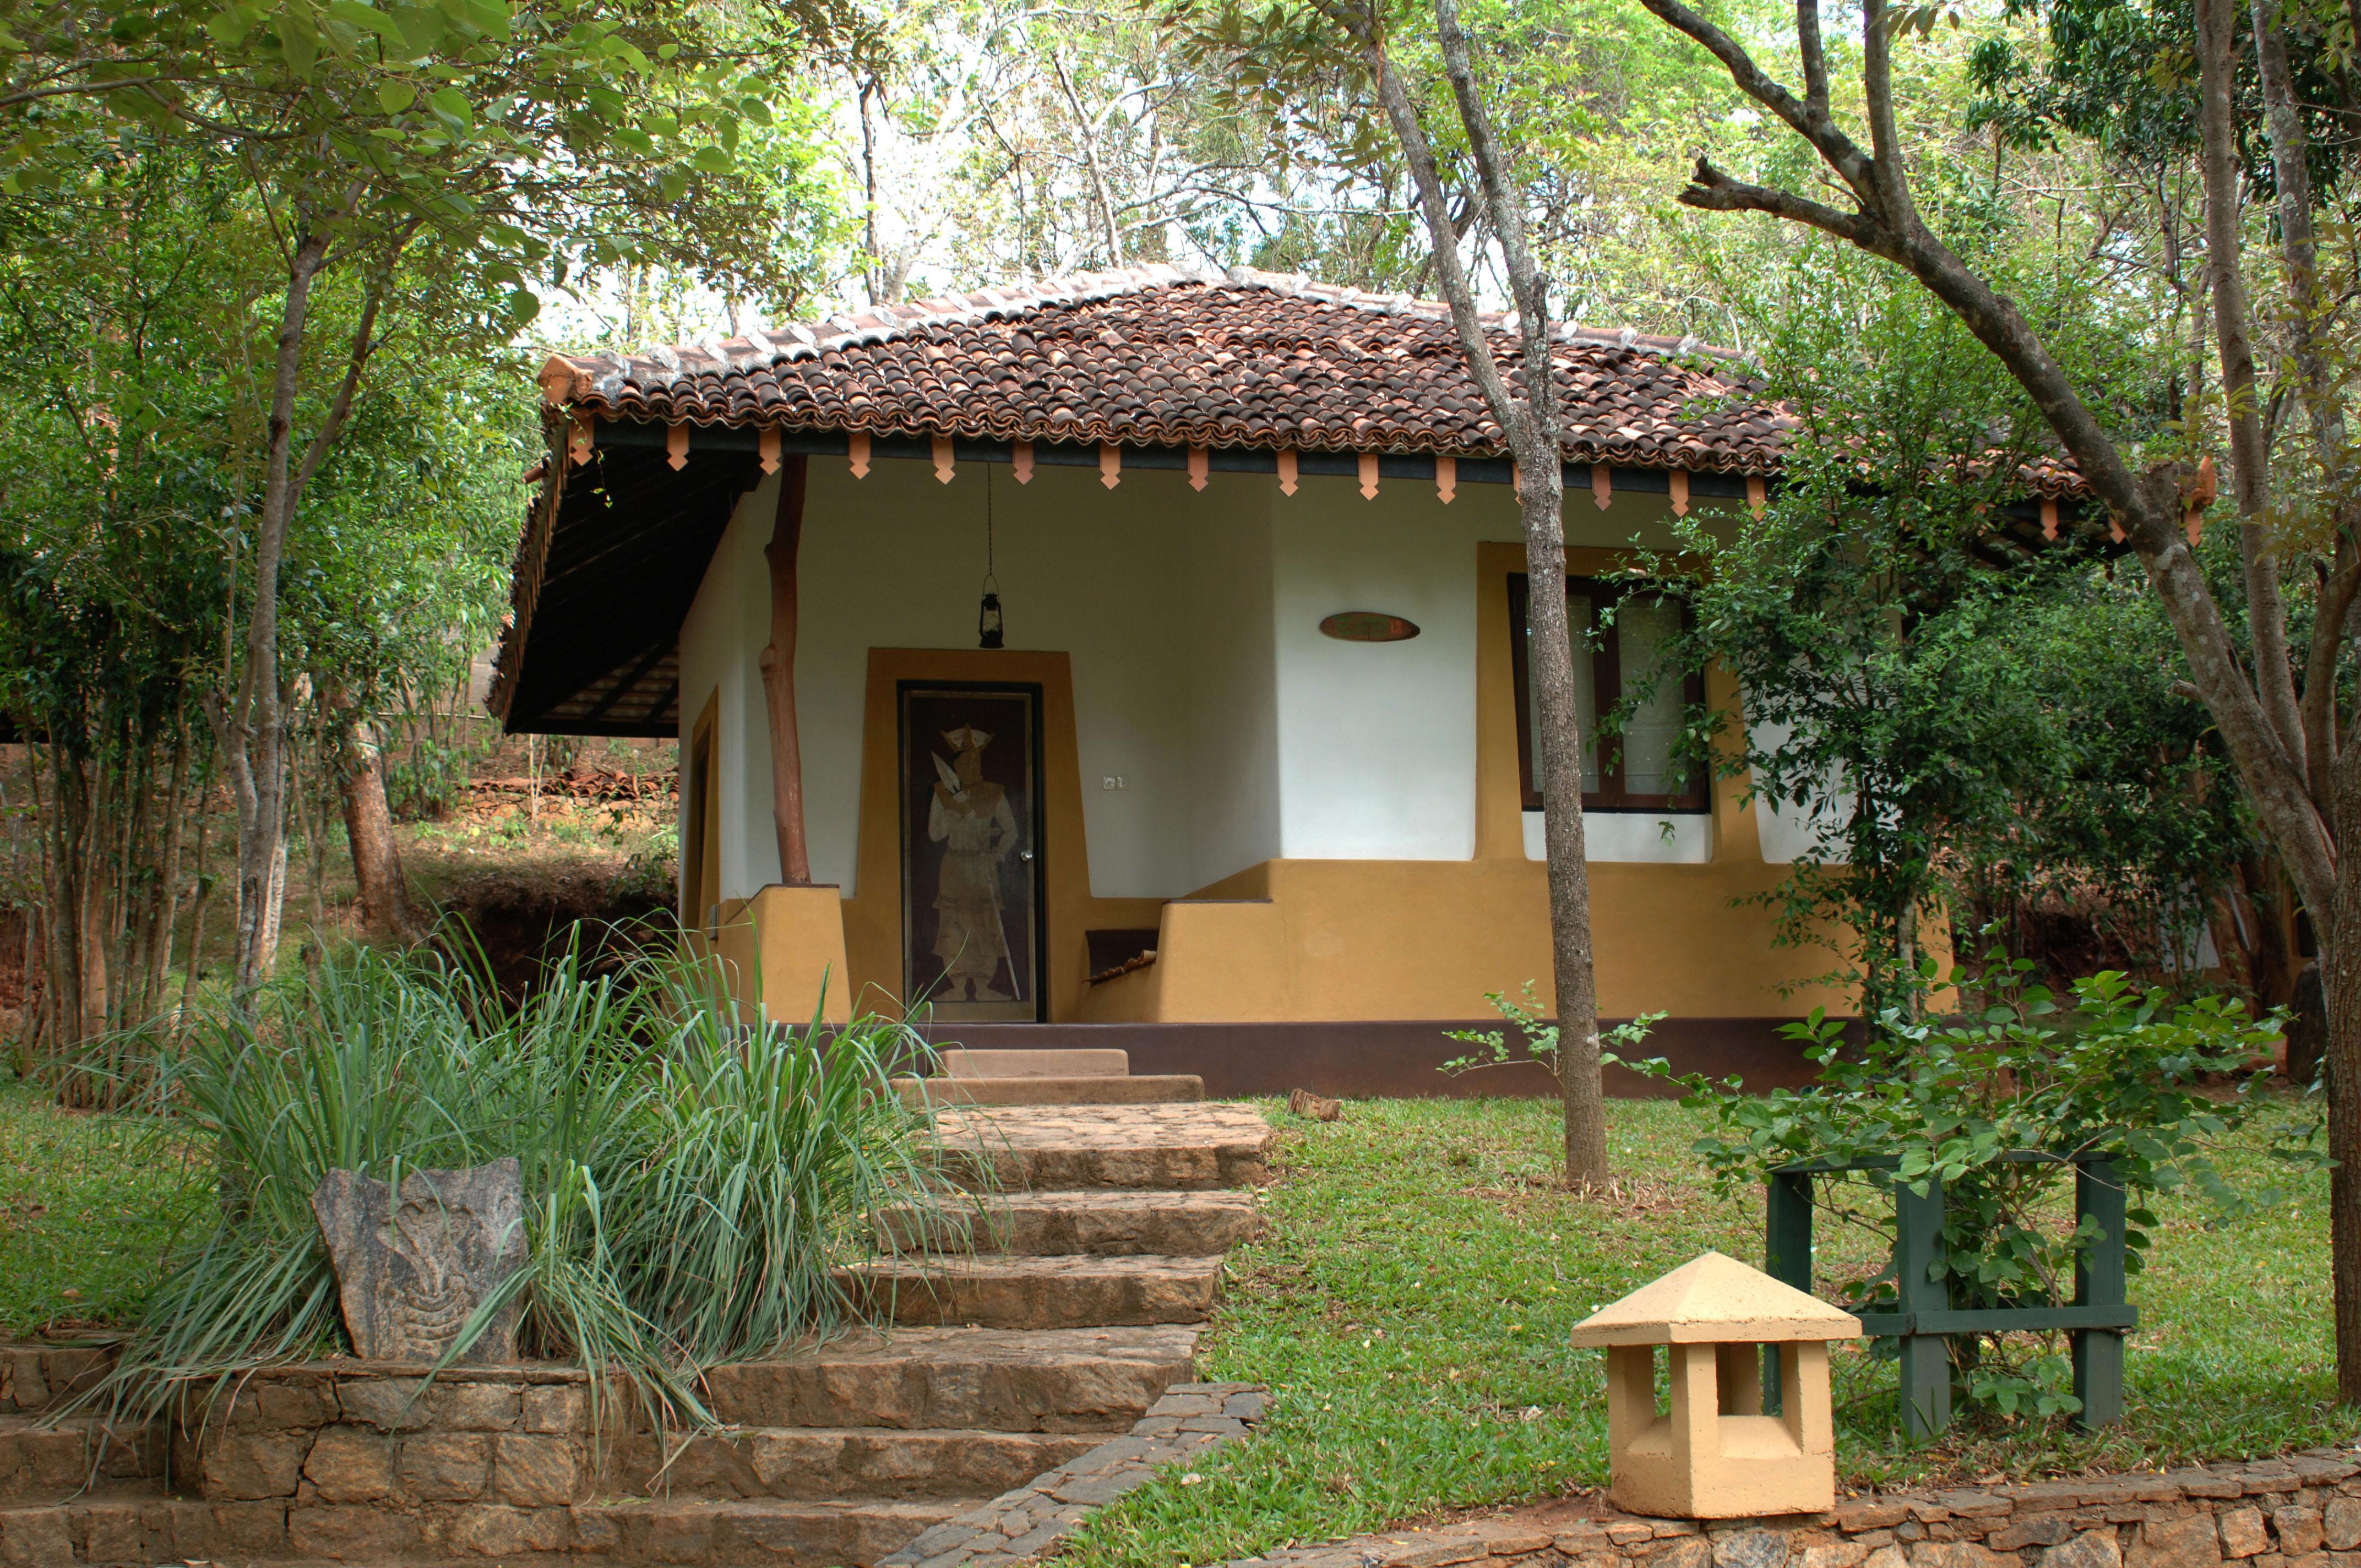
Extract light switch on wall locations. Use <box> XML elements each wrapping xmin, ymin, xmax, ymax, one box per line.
<box><xmin>1101</xmin><ymin>775</ymin><xmax>1128</xmax><ymax>791</ymax></box>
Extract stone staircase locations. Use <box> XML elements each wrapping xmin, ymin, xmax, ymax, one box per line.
<box><xmin>893</xmin><ymin>1046</ymin><xmax>1208</xmax><ymax>1109</ymax></box>
<box><xmin>0</xmin><ymin>1052</ymin><xmax>1272</xmax><ymax>1567</ymax></box>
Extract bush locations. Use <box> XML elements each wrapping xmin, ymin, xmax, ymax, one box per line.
<box><xmin>85</xmin><ymin>934</ymin><xmax>951</xmax><ymax>1436</ymax></box>
<box><xmin>1620</xmin><ymin>952</ymin><xmax>2292</xmax><ymax>1422</ymax></box>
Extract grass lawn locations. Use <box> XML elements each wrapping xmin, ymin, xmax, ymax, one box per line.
<box><xmin>0</xmin><ymin>1076</ymin><xmax>203</xmax><ymax>1340</ymax></box>
<box><xmin>1061</xmin><ymin>1093</ymin><xmax>2352</xmax><ymax>1568</ymax></box>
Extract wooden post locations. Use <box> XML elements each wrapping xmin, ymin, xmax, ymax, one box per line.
<box><xmin>1894</xmin><ymin>1175</ymin><xmax>1952</xmax><ymax>1440</ymax></box>
<box><xmin>757</xmin><ymin>455</ymin><xmax>812</xmax><ymax>885</ymax></box>
<box><xmin>1764</xmin><ymin>1168</ymin><xmax>1814</xmax><ymax>1413</ymax></box>
<box><xmin>2072</xmin><ymin>1157</ymin><xmax>2128</xmax><ymax>1428</ymax></box>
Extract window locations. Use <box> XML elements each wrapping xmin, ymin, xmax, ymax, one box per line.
<box><xmin>1509</xmin><ymin>573</ymin><xmax>1707</xmax><ymax>813</ymax></box>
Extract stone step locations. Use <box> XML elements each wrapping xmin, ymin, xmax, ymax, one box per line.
<box><xmin>835</xmin><ymin>1255</ymin><xmax>1222</xmax><ymax>1329</ymax></box>
<box><xmin>616</xmin><ymin>1425</ymin><xmax>1101</xmax><ymax>1500</ymax></box>
<box><xmin>574</xmin><ymin>1493</ymin><xmax>980</xmax><ymax>1566</ymax></box>
<box><xmin>938</xmin><ymin>1047</ymin><xmax>1127</xmax><ymax>1078</ymax></box>
<box><xmin>700</xmin><ymin>1325</ymin><xmax>1198</xmax><ymax>1433</ymax></box>
<box><xmin>0</xmin><ymin>1413</ymin><xmax>163</xmax><ymax>1506</ymax></box>
<box><xmin>876</xmin><ymin>1189</ymin><xmax>1263</xmax><ymax>1257</ymax></box>
<box><xmin>934</xmin><ymin>1103</ymin><xmax>1275</xmax><ymax>1191</ymax></box>
<box><xmin>0</xmin><ymin>1489</ymin><xmax>976</xmax><ymax>1566</ymax></box>
<box><xmin>895</xmin><ymin>1073</ymin><xmax>1203</xmax><ymax>1108</ymax></box>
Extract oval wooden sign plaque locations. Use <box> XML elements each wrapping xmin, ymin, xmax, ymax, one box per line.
<box><xmin>1319</xmin><ymin>611</ymin><xmax>1421</xmax><ymax>643</ymax></box>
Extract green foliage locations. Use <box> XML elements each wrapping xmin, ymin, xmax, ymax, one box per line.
<box><xmin>1630</xmin><ymin>951</ymin><xmax>2290</xmax><ymax>1420</ymax></box>
<box><xmin>0</xmin><ymin>2</ymin><xmax>858</xmax><ymax>310</ymax></box>
<box><xmin>1656</xmin><ymin>239</ymin><xmax>2237</xmax><ymax>1012</ymax></box>
<box><xmin>1441</xmin><ymin>981</ymin><xmax>1662</xmax><ymax>1095</ymax></box>
<box><xmin>1941</xmin><ymin>568</ymin><xmax>2254</xmax><ymax>972</ymax></box>
<box><xmin>84</xmin><ymin>935</ymin><xmax>953</xmax><ymax>1436</ymax></box>
<box><xmin>1968</xmin><ymin>0</ymin><xmax>2354</xmax><ymax>204</ymax></box>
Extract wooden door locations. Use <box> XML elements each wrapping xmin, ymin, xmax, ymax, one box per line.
<box><xmin>897</xmin><ymin>682</ymin><xmax>1046</xmax><ymax>1021</ymax></box>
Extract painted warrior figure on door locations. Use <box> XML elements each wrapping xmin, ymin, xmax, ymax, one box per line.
<box><xmin>928</xmin><ymin>727</ymin><xmax>1020</xmax><ymax>1001</ymax></box>
<box><xmin>899</xmin><ymin>683</ymin><xmax>1043</xmax><ymax>1021</ymax></box>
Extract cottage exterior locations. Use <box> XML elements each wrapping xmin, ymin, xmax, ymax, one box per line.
<box><xmin>497</xmin><ymin>266</ymin><xmax>2031</xmax><ymax>1092</ymax></box>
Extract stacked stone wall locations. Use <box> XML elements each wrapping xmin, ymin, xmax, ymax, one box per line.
<box><xmin>1222</xmin><ymin>1454</ymin><xmax>2361</xmax><ymax>1568</ymax></box>
<box><xmin>0</xmin><ymin>1342</ymin><xmax>115</xmax><ymax>1415</ymax></box>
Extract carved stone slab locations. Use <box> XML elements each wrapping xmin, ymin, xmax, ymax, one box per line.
<box><xmin>311</xmin><ymin>1157</ymin><xmax>527</xmax><ymax>1364</ymax></box>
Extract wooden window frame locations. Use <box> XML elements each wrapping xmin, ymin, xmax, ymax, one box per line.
<box><xmin>1509</xmin><ymin>572</ymin><xmax>1709</xmax><ymax>814</ymax></box>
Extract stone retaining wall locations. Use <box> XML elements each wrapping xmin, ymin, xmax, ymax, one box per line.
<box><xmin>173</xmin><ymin>1363</ymin><xmax>605</xmax><ymax>1560</ymax></box>
<box><xmin>0</xmin><ymin>1342</ymin><xmax>115</xmax><ymax>1415</ymax></box>
<box><xmin>1215</xmin><ymin>1453</ymin><xmax>2361</xmax><ymax>1568</ymax></box>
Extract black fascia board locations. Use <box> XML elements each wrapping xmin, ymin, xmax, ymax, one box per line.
<box><xmin>581</xmin><ymin>418</ymin><xmax>1774</xmax><ymax>500</ymax></box>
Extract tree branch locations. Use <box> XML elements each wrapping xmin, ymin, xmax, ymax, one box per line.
<box><xmin>1797</xmin><ymin>0</ymin><xmax>1831</xmax><ymax>121</ymax></box>
<box><xmin>1857</xmin><ymin>0</ymin><xmax>1924</xmax><ymax>237</ymax></box>
<box><xmin>1636</xmin><ymin>0</ymin><xmax>1881</xmax><ymax>209</ymax></box>
<box><xmin>1319</xmin><ymin>0</ymin><xmax>1524</xmax><ymax>437</ymax></box>
<box><xmin>1434</xmin><ymin>0</ymin><xmax>1558</xmax><ymax>448</ymax></box>
<box><xmin>1679</xmin><ymin>158</ymin><xmax>1901</xmax><ymax>259</ymax></box>
<box><xmin>290</xmin><ymin>257</ymin><xmax>398</xmax><ymax>503</ymax></box>
<box><xmin>2309</xmin><ymin>544</ymin><xmax>2360</xmax><ymax>791</ymax></box>
<box><xmin>2194</xmin><ymin>0</ymin><xmax>2308</xmax><ymax>775</ymax></box>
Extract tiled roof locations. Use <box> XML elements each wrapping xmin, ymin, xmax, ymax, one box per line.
<box><xmin>536</xmin><ymin>264</ymin><xmax>1798</xmax><ymax>476</ymax></box>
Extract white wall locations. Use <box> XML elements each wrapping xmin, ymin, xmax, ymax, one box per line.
<box><xmin>1524</xmin><ymin>810</ymin><xmax>1714</xmax><ymax>863</ymax></box>
<box><xmin>1181</xmin><ymin>475</ymin><xmax>1282</xmax><ymax>888</ymax></box>
<box><xmin>678</xmin><ymin>456</ymin><xmax>1283</xmax><ymax>904</ymax></box>
<box><xmin>1269</xmin><ymin>469</ymin><xmax>1706</xmax><ymax>863</ymax></box>
<box><xmin>677</xmin><ymin>477</ymin><xmax>782</xmax><ymax>910</ymax></box>
<box><xmin>1744</xmin><ymin>717</ymin><xmax>1854</xmax><ymax>865</ymax></box>
<box><xmin>675</xmin><ymin>454</ymin><xmax>1750</xmax><ymax>905</ymax></box>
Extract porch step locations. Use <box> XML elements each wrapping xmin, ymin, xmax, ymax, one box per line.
<box><xmin>0</xmin><ymin>1413</ymin><xmax>163</xmax><ymax>1505</ymax></box>
<box><xmin>934</xmin><ymin>1103</ymin><xmax>1275</xmax><ymax>1191</ymax></box>
<box><xmin>617</xmin><ymin>1426</ymin><xmax>1101</xmax><ymax>1500</ymax></box>
<box><xmin>876</xmin><ymin>1189</ymin><xmax>1261</xmax><ymax>1257</ymax></box>
<box><xmin>699</xmin><ymin>1325</ymin><xmax>1198</xmax><ymax>1432</ymax></box>
<box><xmin>895</xmin><ymin>1074</ymin><xmax>1203</xmax><ymax>1108</ymax></box>
<box><xmin>835</xmin><ymin>1254</ymin><xmax>1223</xmax><ymax>1329</ymax></box>
<box><xmin>939</xmin><ymin>1048</ymin><xmax>1127</xmax><ymax>1078</ymax></box>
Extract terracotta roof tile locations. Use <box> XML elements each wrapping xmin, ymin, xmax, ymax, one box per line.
<box><xmin>536</xmin><ymin>264</ymin><xmax>1799</xmax><ymax>477</ymax></box>
<box><xmin>535</xmin><ymin>264</ymin><xmax>2093</xmax><ymax>499</ymax></box>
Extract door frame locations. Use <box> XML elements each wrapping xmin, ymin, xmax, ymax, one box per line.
<box><xmin>894</xmin><ymin>678</ymin><xmax>1051</xmax><ymax>1020</ymax></box>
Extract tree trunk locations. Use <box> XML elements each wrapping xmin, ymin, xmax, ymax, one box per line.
<box><xmin>336</xmin><ymin>711</ymin><xmax>411</xmax><ymax>939</ymax></box>
<box><xmin>757</xmin><ymin>455</ymin><xmax>813</xmax><ymax>886</ymax></box>
<box><xmin>2195</xmin><ymin>0</ymin><xmax>2305</xmax><ymax>771</ymax></box>
<box><xmin>1522</xmin><ymin>465</ymin><xmax>1611</xmax><ymax>1183</ymax></box>
<box><xmin>1348</xmin><ymin>0</ymin><xmax>1612</xmax><ymax>1183</ymax></box>
<box><xmin>212</xmin><ymin>234</ymin><xmax>329</xmax><ymax>995</ymax></box>
<box><xmin>2325</xmin><ymin>743</ymin><xmax>2361</xmax><ymax>1402</ymax></box>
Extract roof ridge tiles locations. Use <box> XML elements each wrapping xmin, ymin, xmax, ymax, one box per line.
<box><xmin>542</xmin><ymin>266</ymin><xmax>1747</xmax><ymax>398</ymax></box>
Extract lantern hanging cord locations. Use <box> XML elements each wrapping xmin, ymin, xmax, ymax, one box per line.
<box><xmin>984</xmin><ymin>463</ymin><xmax>998</xmax><ymax>590</ymax></box>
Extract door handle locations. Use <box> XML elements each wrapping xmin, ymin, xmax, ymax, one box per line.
<box><xmin>1019</xmin><ymin>848</ymin><xmax>1033</xmax><ymax>861</ymax></box>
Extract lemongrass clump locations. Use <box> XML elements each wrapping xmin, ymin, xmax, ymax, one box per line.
<box><xmin>83</xmin><ymin>928</ymin><xmax>949</xmax><ymax>1440</ymax></box>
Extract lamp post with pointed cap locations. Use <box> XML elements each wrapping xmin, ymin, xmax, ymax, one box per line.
<box><xmin>1569</xmin><ymin>1251</ymin><xmax>1862</xmax><ymax>1518</ymax></box>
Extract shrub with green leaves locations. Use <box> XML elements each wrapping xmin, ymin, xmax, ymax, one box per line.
<box><xmin>1622</xmin><ymin>953</ymin><xmax>2292</xmax><ymax>1422</ymax></box>
<box><xmin>84</xmin><ymin>935</ymin><xmax>950</xmax><ymax>1439</ymax></box>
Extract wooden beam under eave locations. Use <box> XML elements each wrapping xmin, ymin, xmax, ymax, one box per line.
<box><xmin>758</xmin><ymin>456</ymin><xmax>813</xmax><ymax>885</ymax></box>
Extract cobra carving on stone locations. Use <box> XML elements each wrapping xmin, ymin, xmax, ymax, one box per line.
<box><xmin>312</xmin><ymin>1158</ymin><xmax>527</xmax><ymax>1364</ymax></box>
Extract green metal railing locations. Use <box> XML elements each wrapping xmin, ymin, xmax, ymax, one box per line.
<box><xmin>1763</xmin><ymin>1153</ymin><xmax>2132</xmax><ymax>1439</ymax></box>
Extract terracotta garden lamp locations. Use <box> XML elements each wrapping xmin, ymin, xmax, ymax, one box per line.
<box><xmin>1569</xmin><ymin>1251</ymin><xmax>1863</xmax><ymax>1518</ymax></box>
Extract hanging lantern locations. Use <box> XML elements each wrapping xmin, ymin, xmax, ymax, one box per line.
<box><xmin>978</xmin><ymin>465</ymin><xmax>1005</xmax><ymax>649</ymax></box>
<box><xmin>978</xmin><ymin>580</ymin><xmax>1004</xmax><ymax>649</ymax></box>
